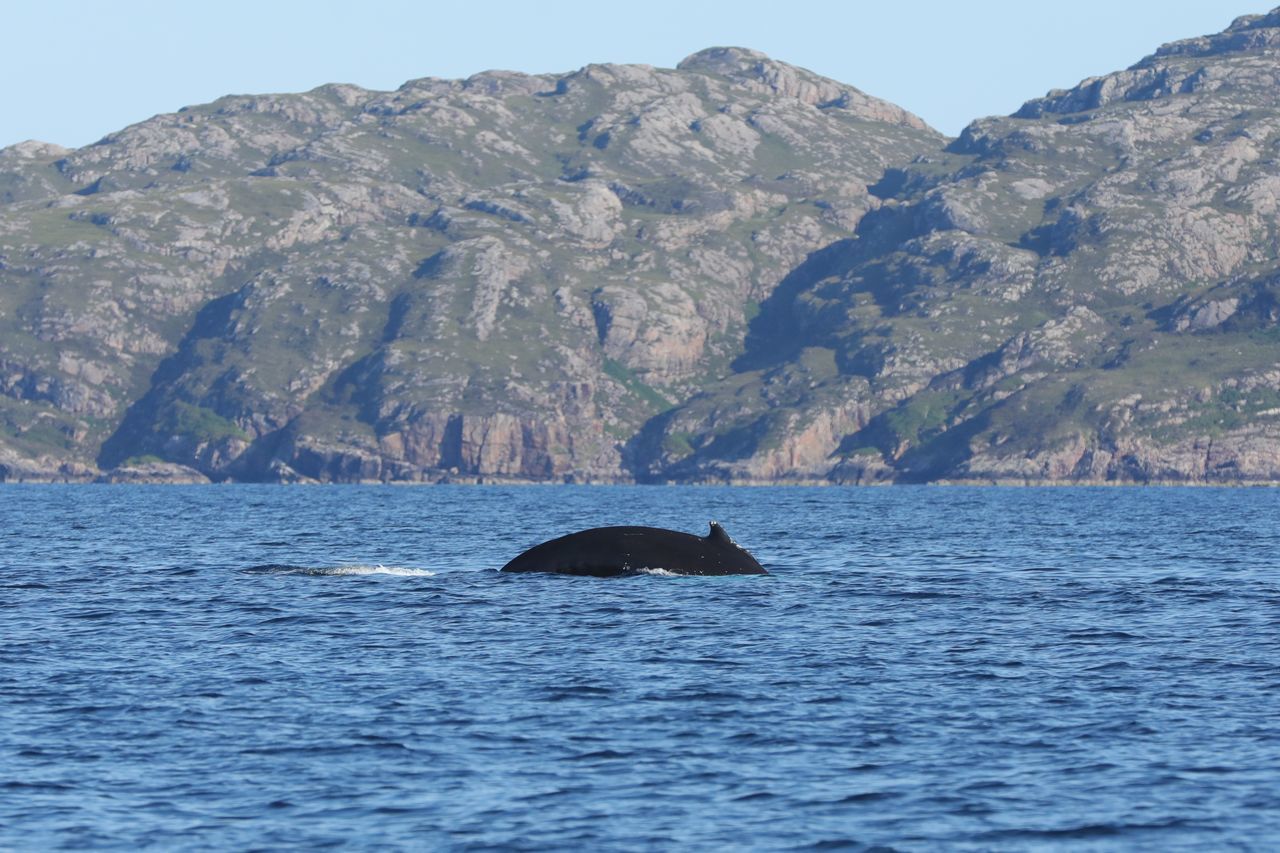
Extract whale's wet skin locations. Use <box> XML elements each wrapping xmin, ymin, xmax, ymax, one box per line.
<box><xmin>4</xmin><ymin>485</ymin><xmax>1280</xmax><ymax>848</ymax></box>
<box><xmin>501</xmin><ymin>522</ymin><xmax>767</xmax><ymax>576</ymax></box>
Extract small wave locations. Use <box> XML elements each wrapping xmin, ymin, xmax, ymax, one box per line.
<box><xmin>243</xmin><ymin>563</ymin><xmax>435</xmax><ymax>577</ymax></box>
<box><xmin>632</xmin><ymin>567</ymin><xmax>682</xmax><ymax>577</ymax></box>
<box><xmin>980</xmin><ymin>818</ymin><xmax>1190</xmax><ymax>841</ymax></box>
<box><xmin>324</xmin><ymin>565</ymin><xmax>435</xmax><ymax>577</ymax></box>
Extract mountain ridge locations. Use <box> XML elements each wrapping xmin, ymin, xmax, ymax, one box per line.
<box><xmin>640</xmin><ymin>11</ymin><xmax>1280</xmax><ymax>484</ymax></box>
<box><xmin>0</xmin><ymin>48</ymin><xmax>942</xmax><ymax>482</ymax></box>
<box><xmin>4</xmin><ymin>15</ymin><xmax>1280</xmax><ymax>484</ymax></box>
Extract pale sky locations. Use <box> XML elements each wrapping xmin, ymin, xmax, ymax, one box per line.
<box><xmin>1</xmin><ymin>1</ymin><xmax>1267</xmax><ymax>149</ymax></box>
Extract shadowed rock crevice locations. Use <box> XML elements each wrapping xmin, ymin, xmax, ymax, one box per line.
<box><xmin>732</xmin><ymin>239</ymin><xmax>859</xmax><ymax>372</ymax></box>
<box><xmin>96</xmin><ymin>287</ymin><xmax>253</xmax><ymax>473</ymax></box>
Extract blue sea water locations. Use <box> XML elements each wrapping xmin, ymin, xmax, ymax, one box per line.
<box><xmin>2</xmin><ymin>485</ymin><xmax>1279</xmax><ymax>850</ymax></box>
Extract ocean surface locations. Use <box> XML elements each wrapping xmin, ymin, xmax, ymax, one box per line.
<box><xmin>2</xmin><ymin>485</ymin><xmax>1278</xmax><ymax>850</ymax></box>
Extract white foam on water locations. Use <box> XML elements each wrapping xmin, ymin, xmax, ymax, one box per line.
<box><xmin>633</xmin><ymin>567</ymin><xmax>682</xmax><ymax>577</ymax></box>
<box><xmin>246</xmin><ymin>564</ymin><xmax>436</xmax><ymax>577</ymax></box>
<box><xmin>324</xmin><ymin>565</ymin><xmax>436</xmax><ymax>577</ymax></box>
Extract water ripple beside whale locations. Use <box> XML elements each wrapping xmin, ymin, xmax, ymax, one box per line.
<box><xmin>242</xmin><ymin>564</ymin><xmax>436</xmax><ymax>577</ymax></box>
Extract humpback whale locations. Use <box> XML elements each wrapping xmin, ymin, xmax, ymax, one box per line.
<box><xmin>501</xmin><ymin>522</ymin><xmax>767</xmax><ymax>577</ymax></box>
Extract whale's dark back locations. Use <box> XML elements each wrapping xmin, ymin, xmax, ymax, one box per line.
<box><xmin>500</xmin><ymin>523</ymin><xmax>767</xmax><ymax>577</ymax></box>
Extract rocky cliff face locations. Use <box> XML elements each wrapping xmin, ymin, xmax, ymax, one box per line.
<box><xmin>640</xmin><ymin>10</ymin><xmax>1280</xmax><ymax>484</ymax></box>
<box><xmin>0</xmin><ymin>48</ymin><xmax>940</xmax><ymax>481</ymax></box>
<box><xmin>5</xmin><ymin>13</ymin><xmax>1280</xmax><ymax>484</ymax></box>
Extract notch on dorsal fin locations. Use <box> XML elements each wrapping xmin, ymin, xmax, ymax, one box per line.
<box><xmin>708</xmin><ymin>521</ymin><xmax>732</xmax><ymax>544</ymax></box>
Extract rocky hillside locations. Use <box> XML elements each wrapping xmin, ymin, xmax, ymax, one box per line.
<box><xmin>641</xmin><ymin>10</ymin><xmax>1280</xmax><ymax>484</ymax></box>
<box><xmin>0</xmin><ymin>48</ymin><xmax>940</xmax><ymax>482</ymax></box>
<box><xmin>5</xmin><ymin>12</ymin><xmax>1280</xmax><ymax>484</ymax></box>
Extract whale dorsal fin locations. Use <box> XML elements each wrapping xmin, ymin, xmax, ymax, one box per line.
<box><xmin>708</xmin><ymin>522</ymin><xmax>733</xmax><ymax>544</ymax></box>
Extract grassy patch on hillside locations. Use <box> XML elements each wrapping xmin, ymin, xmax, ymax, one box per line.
<box><xmin>661</xmin><ymin>431</ymin><xmax>695</xmax><ymax>458</ymax></box>
<box><xmin>603</xmin><ymin>358</ymin><xmax>672</xmax><ymax>412</ymax></box>
<box><xmin>158</xmin><ymin>402</ymin><xmax>248</xmax><ymax>443</ymax></box>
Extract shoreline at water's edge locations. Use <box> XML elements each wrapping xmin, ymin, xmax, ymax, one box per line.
<box><xmin>5</xmin><ymin>455</ymin><xmax>1279</xmax><ymax>486</ymax></box>
<box><xmin>2</xmin><ymin>474</ymin><xmax>1279</xmax><ymax>487</ymax></box>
